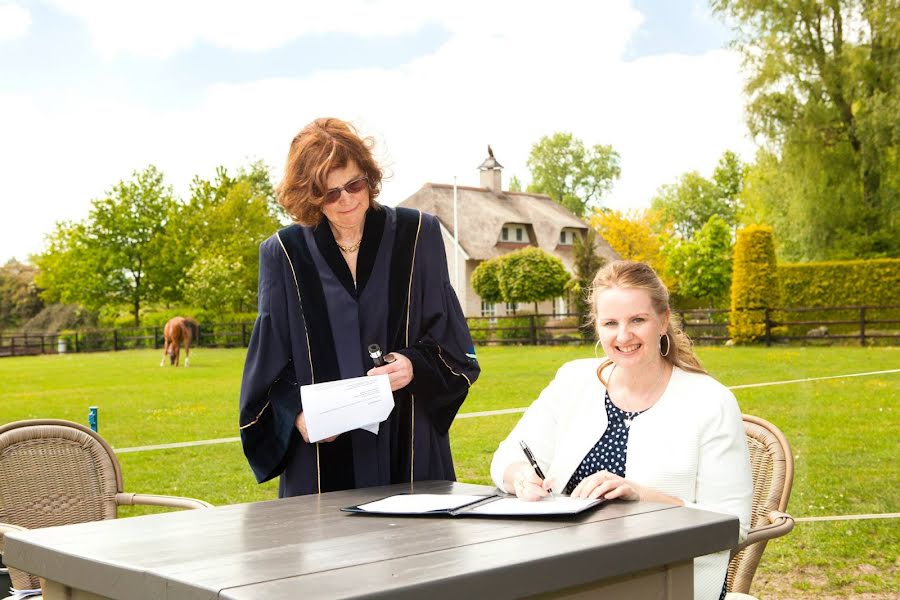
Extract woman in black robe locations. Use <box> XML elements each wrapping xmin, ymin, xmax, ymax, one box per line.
<box><xmin>239</xmin><ymin>117</ymin><xmax>480</xmax><ymax>497</ymax></box>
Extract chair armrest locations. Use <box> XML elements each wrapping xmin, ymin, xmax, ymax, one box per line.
<box><xmin>0</xmin><ymin>521</ymin><xmax>29</xmax><ymax>556</ymax></box>
<box><xmin>116</xmin><ymin>492</ymin><xmax>213</xmax><ymax>510</ymax></box>
<box><xmin>731</xmin><ymin>510</ymin><xmax>794</xmax><ymax>557</ymax></box>
<box><xmin>0</xmin><ymin>522</ymin><xmax>42</xmax><ymax>591</ymax></box>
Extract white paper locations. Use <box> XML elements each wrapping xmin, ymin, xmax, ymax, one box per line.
<box><xmin>301</xmin><ymin>374</ymin><xmax>393</xmax><ymax>443</ymax></box>
<box><xmin>356</xmin><ymin>494</ymin><xmax>490</xmax><ymax>514</ymax></box>
<box><xmin>465</xmin><ymin>496</ymin><xmax>602</xmax><ymax>516</ymax></box>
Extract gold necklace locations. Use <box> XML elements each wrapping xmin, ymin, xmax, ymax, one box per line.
<box><xmin>336</xmin><ymin>238</ymin><xmax>362</xmax><ymax>253</ymax></box>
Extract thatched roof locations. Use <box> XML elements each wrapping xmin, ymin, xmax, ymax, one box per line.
<box><xmin>397</xmin><ymin>184</ymin><xmax>619</xmax><ymax>270</ymax></box>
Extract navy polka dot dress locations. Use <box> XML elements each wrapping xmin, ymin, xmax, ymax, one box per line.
<box><xmin>563</xmin><ymin>391</ymin><xmax>647</xmax><ymax>495</ymax></box>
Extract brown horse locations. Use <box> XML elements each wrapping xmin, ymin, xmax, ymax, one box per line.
<box><xmin>161</xmin><ymin>317</ymin><xmax>198</xmax><ymax>367</ymax></box>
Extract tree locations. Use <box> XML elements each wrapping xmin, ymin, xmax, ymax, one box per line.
<box><xmin>177</xmin><ymin>166</ymin><xmax>281</xmax><ymax>312</ymax></box>
<box><xmin>0</xmin><ymin>259</ymin><xmax>44</xmax><ymax>329</ymax></box>
<box><xmin>526</xmin><ymin>132</ymin><xmax>621</xmax><ymax>217</ymax></box>
<box><xmin>496</xmin><ymin>247</ymin><xmax>571</xmax><ymax>314</ymax></box>
<box><xmin>507</xmin><ymin>175</ymin><xmax>523</xmax><ymax>192</ymax></box>
<box><xmin>571</xmin><ymin>228</ymin><xmax>606</xmax><ymax>331</ymax></box>
<box><xmin>182</xmin><ymin>254</ymin><xmax>253</xmax><ymax>312</ymax></box>
<box><xmin>590</xmin><ymin>208</ymin><xmax>665</xmax><ymax>272</ymax></box>
<box><xmin>651</xmin><ymin>148</ymin><xmax>744</xmax><ymax>241</ymax></box>
<box><xmin>713</xmin><ymin>0</ymin><xmax>899</xmax><ymax>259</ymax></box>
<box><xmin>35</xmin><ymin>166</ymin><xmax>176</xmax><ymax>325</ymax></box>
<box><xmin>666</xmin><ymin>216</ymin><xmax>733</xmax><ymax>306</ymax></box>
<box><xmin>471</xmin><ymin>257</ymin><xmax>503</xmax><ymax>304</ymax></box>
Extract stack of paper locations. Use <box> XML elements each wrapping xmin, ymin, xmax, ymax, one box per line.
<box><xmin>300</xmin><ymin>375</ymin><xmax>394</xmax><ymax>442</ymax></box>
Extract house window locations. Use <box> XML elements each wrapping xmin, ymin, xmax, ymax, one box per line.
<box><xmin>501</xmin><ymin>227</ymin><xmax>509</xmax><ymax>241</ymax></box>
<box><xmin>559</xmin><ymin>229</ymin><xmax>576</xmax><ymax>245</ymax></box>
<box><xmin>505</xmin><ymin>302</ymin><xmax>518</xmax><ymax>315</ymax></box>
<box><xmin>516</xmin><ymin>228</ymin><xmax>523</xmax><ymax>242</ymax></box>
<box><xmin>481</xmin><ymin>300</ymin><xmax>496</xmax><ymax>317</ymax></box>
<box><xmin>555</xmin><ymin>296</ymin><xmax>567</xmax><ymax>316</ymax></box>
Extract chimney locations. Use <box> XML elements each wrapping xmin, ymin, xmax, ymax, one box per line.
<box><xmin>477</xmin><ymin>145</ymin><xmax>503</xmax><ymax>191</ymax></box>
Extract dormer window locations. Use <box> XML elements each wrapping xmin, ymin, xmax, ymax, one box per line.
<box><xmin>500</xmin><ymin>224</ymin><xmax>527</xmax><ymax>243</ymax></box>
<box><xmin>559</xmin><ymin>228</ymin><xmax>578</xmax><ymax>246</ymax></box>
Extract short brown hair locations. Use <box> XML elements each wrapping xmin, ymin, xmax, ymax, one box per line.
<box><xmin>589</xmin><ymin>260</ymin><xmax>707</xmax><ymax>381</ymax></box>
<box><xmin>276</xmin><ymin>117</ymin><xmax>383</xmax><ymax>226</ymax></box>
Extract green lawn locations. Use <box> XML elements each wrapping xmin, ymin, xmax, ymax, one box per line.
<box><xmin>1</xmin><ymin>346</ymin><xmax>898</xmax><ymax>597</ymax></box>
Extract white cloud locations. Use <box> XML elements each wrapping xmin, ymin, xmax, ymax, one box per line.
<box><xmin>0</xmin><ymin>1</ymin><xmax>754</xmax><ymax>263</ymax></box>
<box><xmin>0</xmin><ymin>3</ymin><xmax>31</xmax><ymax>41</ymax></box>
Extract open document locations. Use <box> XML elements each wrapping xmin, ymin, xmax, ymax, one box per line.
<box><xmin>301</xmin><ymin>374</ymin><xmax>393</xmax><ymax>443</ymax></box>
<box><xmin>342</xmin><ymin>493</ymin><xmax>604</xmax><ymax>517</ymax></box>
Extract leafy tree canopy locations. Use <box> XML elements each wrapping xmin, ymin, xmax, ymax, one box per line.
<box><xmin>497</xmin><ymin>247</ymin><xmax>571</xmax><ymax>312</ymax></box>
<box><xmin>0</xmin><ymin>259</ymin><xmax>44</xmax><ymax>330</ymax></box>
<box><xmin>714</xmin><ymin>0</ymin><xmax>899</xmax><ymax>259</ymax></box>
<box><xmin>35</xmin><ymin>166</ymin><xmax>176</xmax><ymax>325</ymax></box>
<box><xmin>526</xmin><ymin>132</ymin><xmax>621</xmax><ymax>217</ymax></box>
<box><xmin>651</xmin><ymin>151</ymin><xmax>744</xmax><ymax>240</ymax></box>
<box><xmin>667</xmin><ymin>215</ymin><xmax>733</xmax><ymax>306</ymax></box>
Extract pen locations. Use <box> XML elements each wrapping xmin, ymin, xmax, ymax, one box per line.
<box><xmin>519</xmin><ymin>440</ymin><xmax>552</xmax><ymax>493</ymax></box>
<box><xmin>368</xmin><ymin>343</ymin><xmax>386</xmax><ymax>367</ymax></box>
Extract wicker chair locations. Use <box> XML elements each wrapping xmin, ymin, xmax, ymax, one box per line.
<box><xmin>0</xmin><ymin>419</ymin><xmax>213</xmax><ymax>591</ymax></box>
<box><xmin>725</xmin><ymin>414</ymin><xmax>795</xmax><ymax>597</ymax></box>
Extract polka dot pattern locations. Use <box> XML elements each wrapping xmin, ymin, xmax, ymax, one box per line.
<box><xmin>563</xmin><ymin>391</ymin><xmax>647</xmax><ymax>495</ymax></box>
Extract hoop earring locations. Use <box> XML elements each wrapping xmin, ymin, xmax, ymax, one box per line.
<box><xmin>659</xmin><ymin>333</ymin><xmax>671</xmax><ymax>357</ymax></box>
<box><xmin>594</xmin><ymin>338</ymin><xmax>602</xmax><ymax>358</ymax></box>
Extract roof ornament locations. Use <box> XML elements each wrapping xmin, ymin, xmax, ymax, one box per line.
<box><xmin>478</xmin><ymin>145</ymin><xmax>503</xmax><ymax>171</ymax></box>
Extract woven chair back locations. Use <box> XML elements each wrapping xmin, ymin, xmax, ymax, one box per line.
<box><xmin>0</xmin><ymin>419</ymin><xmax>124</xmax><ymax>590</ymax></box>
<box><xmin>726</xmin><ymin>414</ymin><xmax>794</xmax><ymax>594</ymax></box>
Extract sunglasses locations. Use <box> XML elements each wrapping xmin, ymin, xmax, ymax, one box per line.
<box><xmin>323</xmin><ymin>175</ymin><xmax>369</xmax><ymax>204</ymax></box>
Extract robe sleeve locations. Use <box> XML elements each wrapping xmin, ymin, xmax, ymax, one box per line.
<box><xmin>395</xmin><ymin>214</ymin><xmax>480</xmax><ymax>434</ymax></box>
<box><xmin>239</xmin><ymin>237</ymin><xmax>303</xmax><ymax>483</ymax></box>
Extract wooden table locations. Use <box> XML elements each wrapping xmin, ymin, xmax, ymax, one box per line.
<box><xmin>4</xmin><ymin>481</ymin><xmax>737</xmax><ymax>599</ymax></box>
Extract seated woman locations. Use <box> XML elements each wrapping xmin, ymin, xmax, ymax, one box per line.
<box><xmin>490</xmin><ymin>260</ymin><xmax>751</xmax><ymax>600</ymax></box>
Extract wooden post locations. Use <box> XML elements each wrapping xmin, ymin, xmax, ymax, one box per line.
<box><xmin>113</xmin><ymin>329</ymin><xmax>118</xmax><ymax>352</ymax></box>
<box><xmin>530</xmin><ymin>314</ymin><xmax>538</xmax><ymax>346</ymax></box>
<box><xmin>74</xmin><ymin>332</ymin><xmax>79</xmax><ymax>353</ymax></box>
<box><xmin>764</xmin><ymin>308</ymin><xmax>772</xmax><ymax>347</ymax></box>
<box><xmin>154</xmin><ymin>327</ymin><xmax>160</xmax><ymax>349</ymax></box>
<box><xmin>859</xmin><ymin>307</ymin><xmax>867</xmax><ymax>347</ymax></box>
<box><xmin>242</xmin><ymin>323</ymin><xmax>248</xmax><ymax>347</ymax></box>
<box><xmin>10</xmin><ymin>335</ymin><xmax>16</xmax><ymax>357</ymax></box>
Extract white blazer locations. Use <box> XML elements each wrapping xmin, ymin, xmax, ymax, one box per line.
<box><xmin>491</xmin><ymin>358</ymin><xmax>752</xmax><ymax>600</ymax></box>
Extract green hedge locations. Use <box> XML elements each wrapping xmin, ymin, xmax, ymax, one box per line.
<box><xmin>729</xmin><ymin>226</ymin><xmax>781</xmax><ymax>343</ymax></box>
<box><xmin>466</xmin><ymin>316</ymin><xmax>548</xmax><ymax>344</ymax></box>
<box><xmin>777</xmin><ymin>258</ymin><xmax>900</xmax><ymax>337</ymax></box>
<box><xmin>779</xmin><ymin>259</ymin><xmax>900</xmax><ymax>307</ymax></box>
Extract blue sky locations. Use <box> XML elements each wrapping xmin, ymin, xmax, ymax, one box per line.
<box><xmin>0</xmin><ymin>0</ymin><xmax>750</xmax><ymax>263</ymax></box>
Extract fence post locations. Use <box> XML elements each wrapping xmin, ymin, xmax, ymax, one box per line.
<box><xmin>10</xmin><ymin>336</ymin><xmax>16</xmax><ymax>357</ymax></box>
<box><xmin>154</xmin><ymin>327</ymin><xmax>160</xmax><ymax>349</ymax></box>
<box><xmin>859</xmin><ymin>307</ymin><xmax>866</xmax><ymax>347</ymax></box>
<box><xmin>764</xmin><ymin>308</ymin><xmax>772</xmax><ymax>347</ymax></box>
<box><xmin>113</xmin><ymin>329</ymin><xmax>118</xmax><ymax>352</ymax></box>
<box><xmin>40</xmin><ymin>335</ymin><xmax>45</xmax><ymax>354</ymax></box>
<box><xmin>74</xmin><ymin>332</ymin><xmax>79</xmax><ymax>353</ymax></box>
<box><xmin>242</xmin><ymin>323</ymin><xmax>247</xmax><ymax>347</ymax></box>
<box><xmin>530</xmin><ymin>315</ymin><xmax>537</xmax><ymax>345</ymax></box>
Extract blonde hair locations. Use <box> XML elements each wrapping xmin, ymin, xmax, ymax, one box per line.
<box><xmin>589</xmin><ymin>260</ymin><xmax>706</xmax><ymax>384</ymax></box>
<box><xmin>276</xmin><ymin>117</ymin><xmax>383</xmax><ymax>226</ymax></box>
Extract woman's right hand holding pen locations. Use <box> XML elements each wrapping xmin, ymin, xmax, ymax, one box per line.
<box><xmin>504</xmin><ymin>462</ymin><xmax>553</xmax><ymax>501</ymax></box>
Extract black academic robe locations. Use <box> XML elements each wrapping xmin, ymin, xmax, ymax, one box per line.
<box><xmin>239</xmin><ymin>206</ymin><xmax>480</xmax><ymax>497</ymax></box>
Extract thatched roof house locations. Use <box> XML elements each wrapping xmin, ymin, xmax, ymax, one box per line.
<box><xmin>398</xmin><ymin>148</ymin><xmax>619</xmax><ymax>317</ymax></box>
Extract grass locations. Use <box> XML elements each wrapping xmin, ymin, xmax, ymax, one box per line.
<box><xmin>1</xmin><ymin>346</ymin><xmax>898</xmax><ymax>597</ymax></box>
